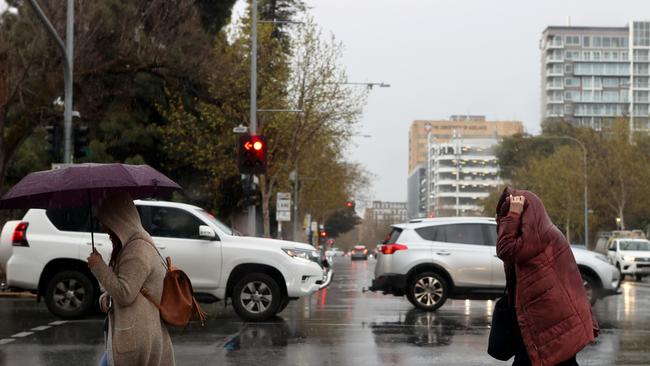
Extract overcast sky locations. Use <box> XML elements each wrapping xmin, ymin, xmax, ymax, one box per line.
<box><xmin>5</xmin><ymin>0</ymin><xmax>647</xmax><ymax>203</ymax></box>
<box><xmin>299</xmin><ymin>0</ymin><xmax>647</xmax><ymax>203</ymax></box>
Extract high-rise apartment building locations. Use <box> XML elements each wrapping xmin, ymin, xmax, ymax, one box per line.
<box><xmin>407</xmin><ymin>116</ymin><xmax>523</xmax><ymax>218</ymax></box>
<box><xmin>541</xmin><ymin>21</ymin><xmax>650</xmax><ymax>131</ymax></box>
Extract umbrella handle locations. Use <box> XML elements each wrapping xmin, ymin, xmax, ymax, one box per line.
<box><xmin>87</xmin><ymin>190</ymin><xmax>95</xmax><ymax>252</ymax></box>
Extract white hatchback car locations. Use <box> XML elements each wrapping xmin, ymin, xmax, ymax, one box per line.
<box><xmin>369</xmin><ymin>217</ymin><xmax>620</xmax><ymax>311</ymax></box>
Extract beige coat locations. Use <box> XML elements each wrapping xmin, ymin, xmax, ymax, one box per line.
<box><xmin>90</xmin><ymin>192</ymin><xmax>175</xmax><ymax>366</ymax></box>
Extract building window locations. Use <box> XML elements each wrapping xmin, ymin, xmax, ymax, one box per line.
<box><xmin>565</xmin><ymin>77</ymin><xmax>580</xmax><ymax>87</ymax></box>
<box><xmin>565</xmin><ymin>35</ymin><xmax>580</xmax><ymax>45</ymax></box>
<box><xmin>583</xmin><ymin>36</ymin><xmax>590</xmax><ymax>47</ymax></box>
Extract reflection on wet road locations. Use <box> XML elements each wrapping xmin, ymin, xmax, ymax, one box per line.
<box><xmin>1</xmin><ymin>259</ymin><xmax>649</xmax><ymax>365</ymax></box>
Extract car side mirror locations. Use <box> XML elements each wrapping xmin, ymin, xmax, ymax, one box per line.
<box><xmin>199</xmin><ymin>225</ymin><xmax>217</xmax><ymax>240</ymax></box>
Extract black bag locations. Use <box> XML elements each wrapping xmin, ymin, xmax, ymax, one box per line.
<box><xmin>487</xmin><ymin>294</ymin><xmax>517</xmax><ymax>360</ymax></box>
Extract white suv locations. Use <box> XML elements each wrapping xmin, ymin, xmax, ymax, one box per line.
<box><xmin>0</xmin><ymin>200</ymin><xmax>332</xmax><ymax>321</ymax></box>
<box><xmin>369</xmin><ymin>217</ymin><xmax>620</xmax><ymax>311</ymax></box>
<box><xmin>606</xmin><ymin>238</ymin><xmax>650</xmax><ymax>281</ymax></box>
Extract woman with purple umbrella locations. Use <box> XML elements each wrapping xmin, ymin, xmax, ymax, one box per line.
<box><xmin>87</xmin><ymin>192</ymin><xmax>174</xmax><ymax>366</ymax></box>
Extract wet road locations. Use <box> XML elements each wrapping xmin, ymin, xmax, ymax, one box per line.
<box><xmin>1</xmin><ymin>258</ymin><xmax>649</xmax><ymax>365</ymax></box>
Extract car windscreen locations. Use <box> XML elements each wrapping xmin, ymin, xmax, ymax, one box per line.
<box><xmin>195</xmin><ymin>209</ymin><xmax>234</xmax><ymax>236</ymax></box>
<box><xmin>383</xmin><ymin>228</ymin><xmax>403</xmax><ymax>244</ymax></box>
<box><xmin>619</xmin><ymin>240</ymin><xmax>650</xmax><ymax>251</ymax></box>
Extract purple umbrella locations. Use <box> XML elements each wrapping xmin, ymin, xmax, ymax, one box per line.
<box><xmin>0</xmin><ymin>163</ymin><xmax>181</xmax><ymax>249</ymax></box>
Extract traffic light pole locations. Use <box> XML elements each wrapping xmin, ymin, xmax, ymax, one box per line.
<box><xmin>248</xmin><ymin>0</ymin><xmax>258</xmax><ymax>236</ymax></box>
<box><xmin>27</xmin><ymin>0</ymin><xmax>74</xmax><ymax>164</ymax></box>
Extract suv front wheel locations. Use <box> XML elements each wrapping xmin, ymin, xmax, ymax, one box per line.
<box><xmin>407</xmin><ymin>272</ymin><xmax>448</xmax><ymax>311</ymax></box>
<box><xmin>44</xmin><ymin>270</ymin><xmax>96</xmax><ymax>319</ymax></box>
<box><xmin>232</xmin><ymin>273</ymin><xmax>282</xmax><ymax>321</ymax></box>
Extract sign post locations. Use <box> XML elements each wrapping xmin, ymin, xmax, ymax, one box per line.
<box><xmin>276</xmin><ymin>192</ymin><xmax>291</xmax><ymax>239</ymax></box>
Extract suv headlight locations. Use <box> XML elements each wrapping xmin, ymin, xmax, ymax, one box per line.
<box><xmin>283</xmin><ymin>248</ymin><xmax>319</xmax><ymax>261</ymax></box>
<box><xmin>623</xmin><ymin>256</ymin><xmax>636</xmax><ymax>262</ymax></box>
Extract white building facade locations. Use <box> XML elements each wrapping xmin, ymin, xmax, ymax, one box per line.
<box><xmin>427</xmin><ymin>134</ymin><xmax>501</xmax><ymax>217</ymax></box>
<box><xmin>541</xmin><ymin>21</ymin><xmax>650</xmax><ymax>131</ymax></box>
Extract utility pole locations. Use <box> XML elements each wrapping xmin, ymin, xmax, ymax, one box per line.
<box><xmin>248</xmin><ymin>0</ymin><xmax>259</xmax><ymax>236</ymax></box>
<box><xmin>27</xmin><ymin>0</ymin><xmax>74</xmax><ymax>164</ymax></box>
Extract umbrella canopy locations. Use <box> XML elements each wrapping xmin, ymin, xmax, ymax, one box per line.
<box><xmin>0</xmin><ymin>163</ymin><xmax>181</xmax><ymax>209</ymax></box>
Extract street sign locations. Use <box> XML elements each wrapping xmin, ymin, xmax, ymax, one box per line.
<box><xmin>276</xmin><ymin>210</ymin><xmax>291</xmax><ymax>222</ymax></box>
<box><xmin>310</xmin><ymin>221</ymin><xmax>318</xmax><ymax>232</ymax></box>
<box><xmin>276</xmin><ymin>192</ymin><xmax>291</xmax><ymax>221</ymax></box>
<box><xmin>233</xmin><ymin>125</ymin><xmax>248</xmax><ymax>133</ymax></box>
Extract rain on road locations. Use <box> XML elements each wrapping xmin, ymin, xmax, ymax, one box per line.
<box><xmin>0</xmin><ymin>258</ymin><xmax>648</xmax><ymax>366</ymax></box>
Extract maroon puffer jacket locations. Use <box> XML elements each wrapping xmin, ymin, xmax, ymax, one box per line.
<box><xmin>496</xmin><ymin>188</ymin><xmax>598</xmax><ymax>366</ymax></box>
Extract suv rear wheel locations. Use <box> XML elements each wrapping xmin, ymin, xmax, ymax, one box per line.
<box><xmin>232</xmin><ymin>273</ymin><xmax>282</xmax><ymax>321</ymax></box>
<box><xmin>44</xmin><ymin>270</ymin><xmax>96</xmax><ymax>319</ymax></box>
<box><xmin>407</xmin><ymin>272</ymin><xmax>448</xmax><ymax>311</ymax></box>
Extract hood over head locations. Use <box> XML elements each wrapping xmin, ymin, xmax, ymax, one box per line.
<box><xmin>97</xmin><ymin>192</ymin><xmax>145</xmax><ymax>245</ymax></box>
<box><xmin>496</xmin><ymin>187</ymin><xmax>554</xmax><ymax>241</ymax></box>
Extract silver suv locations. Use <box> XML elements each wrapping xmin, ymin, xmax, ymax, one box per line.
<box><xmin>369</xmin><ymin>217</ymin><xmax>620</xmax><ymax>311</ymax></box>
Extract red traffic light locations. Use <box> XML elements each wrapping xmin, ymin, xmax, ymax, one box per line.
<box><xmin>320</xmin><ymin>231</ymin><xmax>327</xmax><ymax>237</ymax></box>
<box><xmin>346</xmin><ymin>201</ymin><xmax>353</xmax><ymax>208</ymax></box>
<box><xmin>238</xmin><ymin>134</ymin><xmax>267</xmax><ymax>174</ymax></box>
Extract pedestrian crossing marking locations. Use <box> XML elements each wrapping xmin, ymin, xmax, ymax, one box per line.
<box><xmin>11</xmin><ymin>332</ymin><xmax>33</xmax><ymax>338</ymax></box>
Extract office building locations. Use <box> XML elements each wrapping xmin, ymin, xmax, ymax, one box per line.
<box><xmin>541</xmin><ymin>21</ymin><xmax>650</xmax><ymax>131</ymax></box>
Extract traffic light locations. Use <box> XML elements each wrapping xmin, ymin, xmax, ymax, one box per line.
<box><xmin>242</xmin><ymin>175</ymin><xmax>259</xmax><ymax>207</ymax></box>
<box><xmin>345</xmin><ymin>200</ymin><xmax>355</xmax><ymax>209</ymax></box>
<box><xmin>73</xmin><ymin>125</ymin><xmax>89</xmax><ymax>159</ymax></box>
<box><xmin>238</xmin><ymin>134</ymin><xmax>267</xmax><ymax>174</ymax></box>
<box><xmin>320</xmin><ymin>230</ymin><xmax>327</xmax><ymax>238</ymax></box>
<box><xmin>45</xmin><ymin>122</ymin><xmax>60</xmax><ymax>161</ymax></box>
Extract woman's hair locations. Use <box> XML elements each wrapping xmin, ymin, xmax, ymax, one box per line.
<box><xmin>107</xmin><ymin>228</ymin><xmax>123</xmax><ymax>268</ymax></box>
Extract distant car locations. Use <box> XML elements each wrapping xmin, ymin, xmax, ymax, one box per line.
<box><xmin>606</xmin><ymin>238</ymin><xmax>650</xmax><ymax>281</ymax></box>
<box><xmin>326</xmin><ymin>247</ymin><xmax>345</xmax><ymax>258</ymax></box>
<box><xmin>370</xmin><ymin>217</ymin><xmax>620</xmax><ymax>311</ymax></box>
<box><xmin>350</xmin><ymin>245</ymin><xmax>368</xmax><ymax>260</ymax></box>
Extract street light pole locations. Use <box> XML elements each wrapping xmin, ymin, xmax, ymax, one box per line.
<box><xmin>248</xmin><ymin>0</ymin><xmax>259</xmax><ymax>236</ymax></box>
<box><xmin>27</xmin><ymin>0</ymin><xmax>74</xmax><ymax>164</ymax></box>
<box><xmin>537</xmin><ymin>135</ymin><xmax>589</xmax><ymax>247</ymax></box>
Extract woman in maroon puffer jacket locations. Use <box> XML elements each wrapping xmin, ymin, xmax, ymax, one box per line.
<box><xmin>496</xmin><ymin>187</ymin><xmax>599</xmax><ymax>366</ymax></box>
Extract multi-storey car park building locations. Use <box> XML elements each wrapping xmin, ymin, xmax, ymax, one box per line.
<box><xmin>407</xmin><ymin>116</ymin><xmax>523</xmax><ymax>218</ymax></box>
<box><xmin>541</xmin><ymin>21</ymin><xmax>650</xmax><ymax>131</ymax></box>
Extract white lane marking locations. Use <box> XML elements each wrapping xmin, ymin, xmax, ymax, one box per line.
<box><xmin>49</xmin><ymin>320</ymin><xmax>68</xmax><ymax>326</ymax></box>
<box><xmin>0</xmin><ymin>339</ymin><xmax>16</xmax><ymax>345</ymax></box>
<box><xmin>30</xmin><ymin>326</ymin><xmax>51</xmax><ymax>331</ymax></box>
<box><xmin>11</xmin><ymin>332</ymin><xmax>34</xmax><ymax>338</ymax></box>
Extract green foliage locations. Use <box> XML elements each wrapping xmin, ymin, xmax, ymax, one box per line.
<box><xmin>489</xmin><ymin>118</ymin><xmax>650</xmax><ymax>246</ymax></box>
<box><xmin>325</xmin><ymin>209</ymin><xmax>361</xmax><ymax>238</ymax></box>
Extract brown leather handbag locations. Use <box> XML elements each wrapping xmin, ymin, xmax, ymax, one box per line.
<box><xmin>141</xmin><ymin>255</ymin><xmax>207</xmax><ymax>327</ymax></box>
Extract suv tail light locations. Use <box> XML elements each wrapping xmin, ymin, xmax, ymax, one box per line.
<box><xmin>12</xmin><ymin>222</ymin><xmax>29</xmax><ymax>247</ymax></box>
<box><xmin>381</xmin><ymin>244</ymin><xmax>407</xmax><ymax>255</ymax></box>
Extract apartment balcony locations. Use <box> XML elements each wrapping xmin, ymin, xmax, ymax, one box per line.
<box><xmin>434</xmin><ymin>179</ymin><xmax>501</xmax><ymax>187</ymax></box>
<box><xmin>546</xmin><ymin>57</ymin><xmax>564</xmax><ymax>64</ymax></box>
<box><xmin>546</xmin><ymin>83</ymin><xmax>564</xmax><ymax>90</ymax></box>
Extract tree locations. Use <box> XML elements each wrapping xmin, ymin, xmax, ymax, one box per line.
<box><xmin>256</xmin><ymin>17</ymin><xmax>367</xmax><ymax>237</ymax></box>
<box><xmin>0</xmin><ymin>0</ymin><xmax>240</xmax><ymax>195</ymax></box>
<box><xmin>590</xmin><ymin>119</ymin><xmax>650</xmax><ymax>231</ymax></box>
<box><xmin>324</xmin><ymin>209</ymin><xmax>361</xmax><ymax>238</ymax></box>
<box><xmin>515</xmin><ymin>146</ymin><xmax>584</xmax><ymax>242</ymax></box>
